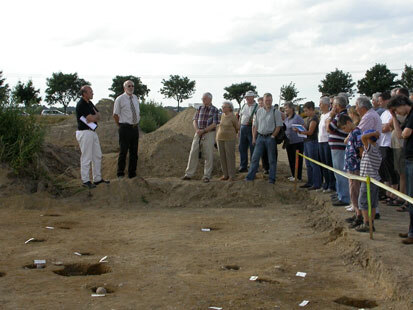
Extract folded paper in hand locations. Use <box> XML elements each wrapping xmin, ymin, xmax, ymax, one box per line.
<box><xmin>80</xmin><ymin>116</ymin><xmax>97</xmax><ymax>130</ymax></box>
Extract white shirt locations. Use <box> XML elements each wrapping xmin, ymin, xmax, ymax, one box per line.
<box><xmin>240</xmin><ymin>102</ymin><xmax>258</xmax><ymax>125</ymax></box>
<box><xmin>113</xmin><ymin>93</ymin><xmax>140</xmax><ymax>125</ymax></box>
<box><xmin>378</xmin><ymin>109</ymin><xmax>392</xmax><ymax>147</ymax></box>
<box><xmin>318</xmin><ymin>111</ymin><xmax>330</xmax><ymax>143</ymax></box>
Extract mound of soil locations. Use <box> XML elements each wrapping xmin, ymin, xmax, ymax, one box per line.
<box><xmin>157</xmin><ymin>107</ymin><xmax>197</xmax><ymax>138</ymax></box>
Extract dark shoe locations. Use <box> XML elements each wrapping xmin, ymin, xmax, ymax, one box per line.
<box><xmin>332</xmin><ymin>200</ymin><xmax>348</xmax><ymax>206</ymax></box>
<box><xmin>375</xmin><ymin>213</ymin><xmax>380</xmax><ymax>220</ymax></box>
<box><xmin>349</xmin><ymin>217</ymin><xmax>363</xmax><ymax>228</ymax></box>
<box><xmin>238</xmin><ymin>168</ymin><xmax>248</xmax><ymax>173</ymax></box>
<box><xmin>308</xmin><ymin>187</ymin><xmax>320</xmax><ymax>191</ymax></box>
<box><xmin>181</xmin><ymin>175</ymin><xmax>191</xmax><ymax>180</ymax></box>
<box><xmin>399</xmin><ymin>233</ymin><xmax>408</xmax><ymax>238</ymax></box>
<box><xmin>300</xmin><ymin>184</ymin><xmax>311</xmax><ymax>189</ymax></box>
<box><xmin>402</xmin><ymin>237</ymin><xmax>413</xmax><ymax>244</ymax></box>
<box><xmin>203</xmin><ymin>177</ymin><xmax>210</xmax><ymax>183</ymax></box>
<box><xmin>268</xmin><ymin>180</ymin><xmax>275</xmax><ymax>184</ymax></box>
<box><xmin>355</xmin><ymin>223</ymin><xmax>375</xmax><ymax>233</ymax></box>
<box><xmin>263</xmin><ymin>170</ymin><xmax>269</xmax><ymax>175</ymax></box>
<box><xmin>94</xmin><ymin>179</ymin><xmax>110</xmax><ymax>185</ymax></box>
<box><xmin>82</xmin><ymin>181</ymin><xmax>96</xmax><ymax>189</ymax></box>
<box><xmin>128</xmin><ymin>174</ymin><xmax>136</xmax><ymax>179</ymax></box>
<box><xmin>345</xmin><ymin>215</ymin><xmax>356</xmax><ymax>223</ymax></box>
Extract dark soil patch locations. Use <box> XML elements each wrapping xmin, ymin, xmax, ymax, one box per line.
<box><xmin>222</xmin><ymin>265</ymin><xmax>240</xmax><ymax>270</ymax></box>
<box><xmin>42</xmin><ymin>214</ymin><xmax>61</xmax><ymax>217</ymax></box>
<box><xmin>255</xmin><ymin>278</ymin><xmax>280</xmax><ymax>284</ymax></box>
<box><xmin>53</xmin><ymin>263</ymin><xmax>111</xmax><ymax>277</ymax></box>
<box><xmin>334</xmin><ymin>296</ymin><xmax>378</xmax><ymax>308</ymax></box>
<box><xmin>23</xmin><ymin>264</ymin><xmax>45</xmax><ymax>270</ymax></box>
<box><xmin>0</xmin><ymin>272</ymin><xmax>5</xmax><ymax>277</ymax></box>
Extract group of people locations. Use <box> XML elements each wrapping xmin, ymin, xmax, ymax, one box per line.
<box><xmin>181</xmin><ymin>89</ymin><xmax>413</xmax><ymax>244</ymax></box>
<box><xmin>74</xmin><ymin>80</ymin><xmax>413</xmax><ymax>244</ymax></box>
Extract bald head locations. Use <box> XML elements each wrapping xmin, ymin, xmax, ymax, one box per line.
<box><xmin>80</xmin><ymin>85</ymin><xmax>93</xmax><ymax>101</ymax></box>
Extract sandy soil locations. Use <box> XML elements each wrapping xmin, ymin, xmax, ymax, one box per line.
<box><xmin>0</xmin><ymin>106</ymin><xmax>412</xmax><ymax>309</ymax></box>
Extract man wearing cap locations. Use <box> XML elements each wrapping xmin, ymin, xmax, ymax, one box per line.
<box><xmin>113</xmin><ymin>80</ymin><xmax>140</xmax><ymax>179</ymax></box>
<box><xmin>182</xmin><ymin>92</ymin><xmax>220</xmax><ymax>183</ymax></box>
<box><xmin>75</xmin><ymin>85</ymin><xmax>109</xmax><ymax>189</ymax></box>
<box><xmin>238</xmin><ymin>90</ymin><xmax>259</xmax><ymax>172</ymax></box>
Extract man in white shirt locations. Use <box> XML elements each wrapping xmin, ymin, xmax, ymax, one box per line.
<box><xmin>238</xmin><ymin>90</ymin><xmax>259</xmax><ymax>172</ymax></box>
<box><xmin>113</xmin><ymin>80</ymin><xmax>141</xmax><ymax>179</ymax></box>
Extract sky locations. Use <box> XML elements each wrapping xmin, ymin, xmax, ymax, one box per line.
<box><xmin>1</xmin><ymin>0</ymin><xmax>413</xmax><ymax>108</ymax></box>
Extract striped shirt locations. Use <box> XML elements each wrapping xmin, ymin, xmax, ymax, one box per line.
<box><xmin>328</xmin><ymin>109</ymin><xmax>348</xmax><ymax>150</ymax></box>
<box><xmin>360</xmin><ymin>143</ymin><xmax>382</xmax><ymax>181</ymax></box>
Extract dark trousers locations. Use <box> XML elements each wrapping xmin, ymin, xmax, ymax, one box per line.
<box><xmin>318</xmin><ymin>142</ymin><xmax>336</xmax><ymax>190</ymax></box>
<box><xmin>239</xmin><ymin>125</ymin><xmax>254</xmax><ymax>170</ymax></box>
<box><xmin>261</xmin><ymin>147</ymin><xmax>269</xmax><ymax>171</ymax></box>
<box><xmin>117</xmin><ymin>124</ymin><xmax>139</xmax><ymax>177</ymax></box>
<box><xmin>286</xmin><ymin>142</ymin><xmax>304</xmax><ymax>180</ymax></box>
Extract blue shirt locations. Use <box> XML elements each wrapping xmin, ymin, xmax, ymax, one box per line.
<box><xmin>344</xmin><ymin>127</ymin><xmax>363</xmax><ymax>172</ymax></box>
<box><xmin>284</xmin><ymin>113</ymin><xmax>305</xmax><ymax>144</ymax></box>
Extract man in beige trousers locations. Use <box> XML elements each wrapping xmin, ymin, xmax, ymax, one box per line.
<box><xmin>182</xmin><ymin>92</ymin><xmax>220</xmax><ymax>183</ymax></box>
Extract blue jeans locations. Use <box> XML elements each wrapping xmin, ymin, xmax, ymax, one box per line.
<box><xmin>304</xmin><ymin>140</ymin><xmax>322</xmax><ymax>188</ymax></box>
<box><xmin>406</xmin><ymin>159</ymin><xmax>413</xmax><ymax>238</ymax></box>
<box><xmin>246</xmin><ymin>135</ymin><xmax>277</xmax><ymax>183</ymax></box>
<box><xmin>239</xmin><ymin>125</ymin><xmax>254</xmax><ymax>170</ymax></box>
<box><xmin>331</xmin><ymin>149</ymin><xmax>350</xmax><ymax>204</ymax></box>
<box><xmin>318</xmin><ymin>142</ymin><xmax>336</xmax><ymax>190</ymax></box>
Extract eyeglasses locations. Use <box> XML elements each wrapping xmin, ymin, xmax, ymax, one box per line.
<box><xmin>127</xmin><ymin>85</ymin><xmax>134</xmax><ymax>88</ymax></box>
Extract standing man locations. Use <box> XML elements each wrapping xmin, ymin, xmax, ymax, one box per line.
<box><xmin>75</xmin><ymin>85</ymin><xmax>109</xmax><ymax>188</ymax></box>
<box><xmin>182</xmin><ymin>92</ymin><xmax>219</xmax><ymax>183</ymax></box>
<box><xmin>326</xmin><ymin>95</ymin><xmax>350</xmax><ymax>206</ymax></box>
<box><xmin>246</xmin><ymin>93</ymin><xmax>282</xmax><ymax>184</ymax></box>
<box><xmin>238</xmin><ymin>90</ymin><xmax>259</xmax><ymax>172</ymax></box>
<box><xmin>113</xmin><ymin>80</ymin><xmax>140</xmax><ymax>179</ymax></box>
<box><xmin>372</xmin><ymin>92</ymin><xmax>384</xmax><ymax>116</ymax></box>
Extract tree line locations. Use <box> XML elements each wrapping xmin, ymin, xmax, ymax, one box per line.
<box><xmin>0</xmin><ymin>63</ymin><xmax>412</xmax><ymax>113</ymax></box>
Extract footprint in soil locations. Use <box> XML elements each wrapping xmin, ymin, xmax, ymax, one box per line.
<box><xmin>221</xmin><ymin>265</ymin><xmax>240</xmax><ymax>271</ymax></box>
<box><xmin>53</xmin><ymin>263</ymin><xmax>111</xmax><ymax>277</ymax></box>
<box><xmin>41</xmin><ymin>214</ymin><xmax>62</xmax><ymax>217</ymax></box>
<box><xmin>334</xmin><ymin>296</ymin><xmax>378</xmax><ymax>308</ymax></box>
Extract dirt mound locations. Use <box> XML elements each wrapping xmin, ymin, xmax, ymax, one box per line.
<box><xmin>157</xmin><ymin>107</ymin><xmax>197</xmax><ymax>137</ymax></box>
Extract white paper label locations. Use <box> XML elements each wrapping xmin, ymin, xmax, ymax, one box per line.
<box><xmin>91</xmin><ymin>294</ymin><xmax>105</xmax><ymax>297</ymax></box>
<box><xmin>296</xmin><ymin>272</ymin><xmax>307</xmax><ymax>278</ymax></box>
<box><xmin>249</xmin><ymin>276</ymin><xmax>258</xmax><ymax>281</ymax></box>
<box><xmin>25</xmin><ymin>238</ymin><xmax>35</xmax><ymax>244</ymax></box>
<box><xmin>99</xmin><ymin>256</ymin><xmax>108</xmax><ymax>263</ymax></box>
<box><xmin>299</xmin><ymin>300</ymin><xmax>309</xmax><ymax>307</ymax></box>
<box><xmin>201</xmin><ymin>228</ymin><xmax>211</xmax><ymax>232</ymax></box>
<box><xmin>34</xmin><ymin>260</ymin><xmax>46</xmax><ymax>264</ymax></box>
<box><xmin>45</xmin><ymin>226</ymin><xmax>54</xmax><ymax>230</ymax></box>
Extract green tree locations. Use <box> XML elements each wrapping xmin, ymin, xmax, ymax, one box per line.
<box><xmin>318</xmin><ymin>68</ymin><xmax>355</xmax><ymax>97</ymax></box>
<box><xmin>0</xmin><ymin>71</ymin><xmax>10</xmax><ymax>105</ymax></box>
<box><xmin>357</xmin><ymin>64</ymin><xmax>399</xmax><ymax>96</ymax></box>
<box><xmin>160</xmin><ymin>75</ymin><xmax>196</xmax><ymax>112</ymax></box>
<box><xmin>109</xmin><ymin>75</ymin><xmax>150</xmax><ymax>102</ymax></box>
<box><xmin>280</xmin><ymin>82</ymin><xmax>304</xmax><ymax>103</ymax></box>
<box><xmin>223</xmin><ymin>82</ymin><xmax>257</xmax><ymax>110</ymax></box>
<box><xmin>45</xmin><ymin>72</ymin><xmax>90</xmax><ymax>114</ymax></box>
<box><xmin>11</xmin><ymin>80</ymin><xmax>41</xmax><ymax>108</ymax></box>
<box><xmin>400</xmin><ymin>64</ymin><xmax>413</xmax><ymax>91</ymax></box>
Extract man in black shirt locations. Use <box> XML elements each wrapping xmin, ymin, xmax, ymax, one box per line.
<box><xmin>75</xmin><ymin>85</ymin><xmax>109</xmax><ymax>188</ymax></box>
<box><xmin>388</xmin><ymin>95</ymin><xmax>413</xmax><ymax>244</ymax></box>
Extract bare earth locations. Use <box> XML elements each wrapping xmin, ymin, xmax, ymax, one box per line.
<box><xmin>0</xmin><ymin>106</ymin><xmax>412</xmax><ymax>309</ymax></box>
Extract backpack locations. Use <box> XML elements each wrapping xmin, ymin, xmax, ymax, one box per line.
<box><xmin>273</xmin><ymin>109</ymin><xmax>288</xmax><ymax>145</ymax></box>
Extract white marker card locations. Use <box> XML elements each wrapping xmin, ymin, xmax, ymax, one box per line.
<box><xmin>34</xmin><ymin>260</ymin><xmax>46</xmax><ymax>264</ymax></box>
<box><xmin>201</xmin><ymin>228</ymin><xmax>211</xmax><ymax>232</ymax></box>
<box><xmin>99</xmin><ymin>256</ymin><xmax>108</xmax><ymax>263</ymax></box>
<box><xmin>91</xmin><ymin>294</ymin><xmax>106</xmax><ymax>297</ymax></box>
<box><xmin>299</xmin><ymin>300</ymin><xmax>309</xmax><ymax>307</ymax></box>
<box><xmin>25</xmin><ymin>238</ymin><xmax>35</xmax><ymax>244</ymax></box>
<box><xmin>209</xmin><ymin>307</ymin><xmax>223</xmax><ymax>310</ymax></box>
<box><xmin>249</xmin><ymin>276</ymin><xmax>258</xmax><ymax>281</ymax></box>
<box><xmin>296</xmin><ymin>272</ymin><xmax>307</xmax><ymax>278</ymax></box>
<box><xmin>45</xmin><ymin>226</ymin><xmax>54</xmax><ymax>230</ymax></box>
<box><xmin>74</xmin><ymin>252</ymin><xmax>82</xmax><ymax>256</ymax></box>
<box><xmin>80</xmin><ymin>116</ymin><xmax>97</xmax><ymax>130</ymax></box>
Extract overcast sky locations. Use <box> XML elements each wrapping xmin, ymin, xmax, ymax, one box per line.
<box><xmin>2</xmin><ymin>0</ymin><xmax>413</xmax><ymax>108</ymax></box>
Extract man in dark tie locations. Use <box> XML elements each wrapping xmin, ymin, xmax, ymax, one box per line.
<box><xmin>113</xmin><ymin>80</ymin><xmax>140</xmax><ymax>179</ymax></box>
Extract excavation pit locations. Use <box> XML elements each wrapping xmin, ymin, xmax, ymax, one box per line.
<box><xmin>334</xmin><ymin>296</ymin><xmax>378</xmax><ymax>308</ymax></box>
<box><xmin>53</xmin><ymin>263</ymin><xmax>111</xmax><ymax>277</ymax></box>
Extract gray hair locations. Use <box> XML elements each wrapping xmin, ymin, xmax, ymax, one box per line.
<box><xmin>203</xmin><ymin>92</ymin><xmax>213</xmax><ymax>99</ymax></box>
<box><xmin>222</xmin><ymin>100</ymin><xmax>234</xmax><ymax>111</ymax></box>
<box><xmin>391</xmin><ymin>88</ymin><xmax>399</xmax><ymax>97</ymax></box>
<box><xmin>372</xmin><ymin>92</ymin><xmax>381</xmax><ymax>101</ymax></box>
<box><xmin>334</xmin><ymin>96</ymin><xmax>348</xmax><ymax>108</ymax></box>
<box><xmin>355</xmin><ymin>95</ymin><xmax>372</xmax><ymax>110</ymax></box>
<box><xmin>337</xmin><ymin>92</ymin><xmax>349</xmax><ymax>104</ymax></box>
<box><xmin>123</xmin><ymin>80</ymin><xmax>134</xmax><ymax>88</ymax></box>
<box><xmin>319</xmin><ymin>96</ymin><xmax>330</xmax><ymax>106</ymax></box>
<box><xmin>284</xmin><ymin>101</ymin><xmax>295</xmax><ymax>110</ymax></box>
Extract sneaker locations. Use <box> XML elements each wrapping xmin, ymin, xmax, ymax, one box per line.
<box><xmin>82</xmin><ymin>181</ymin><xmax>96</xmax><ymax>189</ymax></box>
<box><xmin>345</xmin><ymin>215</ymin><xmax>356</xmax><ymax>223</ymax></box>
<box><xmin>355</xmin><ymin>223</ymin><xmax>375</xmax><ymax>233</ymax></box>
<box><xmin>202</xmin><ymin>177</ymin><xmax>210</xmax><ymax>183</ymax></box>
<box><xmin>94</xmin><ymin>179</ymin><xmax>110</xmax><ymax>185</ymax></box>
<box><xmin>315</xmin><ymin>188</ymin><xmax>324</xmax><ymax>192</ymax></box>
<box><xmin>238</xmin><ymin>168</ymin><xmax>248</xmax><ymax>173</ymax></box>
<box><xmin>349</xmin><ymin>217</ymin><xmax>363</xmax><ymax>228</ymax></box>
<box><xmin>346</xmin><ymin>206</ymin><xmax>355</xmax><ymax>212</ymax></box>
<box><xmin>323</xmin><ymin>189</ymin><xmax>333</xmax><ymax>193</ymax></box>
<box><xmin>263</xmin><ymin>170</ymin><xmax>269</xmax><ymax>175</ymax></box>
<box><xmin>288</xmin><ymin>176</ymin><xmax>295</xmax><ymax>181</ymax></box>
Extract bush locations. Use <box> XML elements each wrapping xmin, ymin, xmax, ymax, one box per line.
<box><xmin>0</xmin><ymin>106</ymin><xmax>44</xmax><ymax>175</ymax></box>
<box><xmin>139</xmin><ymin>114</ymin><xmax>158</xmax><ymax>133</ymax></box>
<box><xmin>139</xmin><ymin>100</ymin><xmax>170</xmax><ymax>133</ymax></box>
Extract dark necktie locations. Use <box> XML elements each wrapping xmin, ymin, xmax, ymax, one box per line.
<box><xmin>130</xmin><ymin>96</ymin><xmax>137</xmax><ymax>124</ymax></box>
